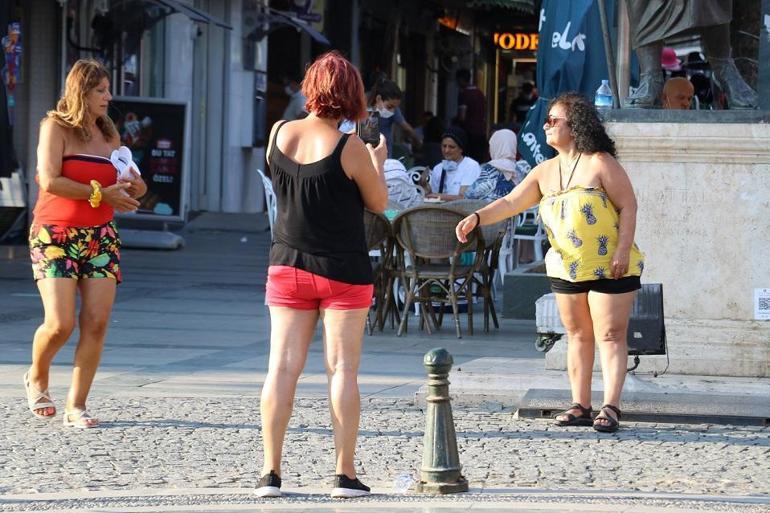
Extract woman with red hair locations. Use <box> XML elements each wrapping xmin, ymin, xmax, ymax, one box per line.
<box><xmin>257</xmin><ymin>51</ymin><xmax>387</xmax><ymax>498</ymax></box>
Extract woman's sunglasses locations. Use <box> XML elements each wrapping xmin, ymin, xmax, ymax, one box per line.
<box><xmin>543</xmin><ymin>115</ymin><xmax>566</xmax><ymax>127</ymax></box>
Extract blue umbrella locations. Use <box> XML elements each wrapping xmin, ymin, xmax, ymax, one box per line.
<box><xmin>518</xmin><ymin>0</ymin><xmax>614</xmax><ymax>167</ymax></box>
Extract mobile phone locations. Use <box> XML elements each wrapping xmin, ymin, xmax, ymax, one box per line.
<box><xmin>356</xmin><ymin>110</ymin><xmax>380</xmax><ymax>146</ymax></box>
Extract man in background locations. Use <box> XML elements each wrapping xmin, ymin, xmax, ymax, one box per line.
<box><xmin>661</xmin><ymin>77</ymin><xmax>694</xmax><ymax>110</ymax></box>
<box><xmin>509</xmin><ymin>82</ymin><xmax>537</xmax><ymax>124</ymax></box>
<box><xmin>281</xmin><ymin>72</ymin><xmax>307</xmax><ymax>120</ymax></box>
<box><xmin>455</xmin><ymin>68</ymin><xmax>487</xmax><ymax>162</ymax></box>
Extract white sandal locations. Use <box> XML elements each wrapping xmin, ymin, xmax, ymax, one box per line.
<box><xmin>23</xmin><ymin>370</ymin><xmax>56</xmax><ymax>419</ymax></box>
<box><xmin>62</xmin><ymin>409</ymin><xmax>99</xmax><ymax>428</ymax></box>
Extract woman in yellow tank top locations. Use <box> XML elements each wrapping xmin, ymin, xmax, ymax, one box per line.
<box><xmin>456</xmin><ymin>93</ymin><xmax>644</xmax><ymax>433</ymax></box>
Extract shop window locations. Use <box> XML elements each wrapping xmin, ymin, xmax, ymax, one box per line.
<box><xmin>64</xmin><ymin>0</ymin><xmax>166</xmax><ymax>97</ymax></box>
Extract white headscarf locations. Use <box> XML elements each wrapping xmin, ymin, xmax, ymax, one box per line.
<box><xmin>486</xmin><ymin>129</ymin><xmax>518</xmax><ymax>180</ymax></box>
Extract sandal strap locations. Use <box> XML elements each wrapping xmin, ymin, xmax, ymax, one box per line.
<box><xmin>568</xmin><ymin>402</ymin><xmax>592</xmax><ymax>416</ymax></box>
<box><xmin>600</xmin><ymin>404</ymin><xmax>621</xmax><ymax>419</ymax></box>
<box><xmin>65</xmin><ymin>409</ymin><xmax>94</xmax><ymax>420</ymax></box>
<box><xmin>24</xmin><ymin>372</ymin><xmax>55</xmax><ymax>409</ymax></box>
<box><xmin>28</xmin><ymin>389</ymin><xmax>54</xmax><ymax>406</ymax></box>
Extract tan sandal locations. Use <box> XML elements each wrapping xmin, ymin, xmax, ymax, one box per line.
<box><xmin>62</xmin><ymin>409</ymin><xmax>99</xmax><ymax>428</ymax></box>
<box><xmin>23</xmin><ymin>370</ymin><xmax>56</xmax><ymax>418</ymax></box>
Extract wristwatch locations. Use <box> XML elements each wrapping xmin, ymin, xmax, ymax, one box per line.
<box><xmin>88</xmin><ymin>180</ymin><xmax>102</xmax><ymax>208</ymax></box>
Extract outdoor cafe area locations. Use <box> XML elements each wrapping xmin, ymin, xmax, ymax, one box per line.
<box><xmin>259</xmin><ymin>166</ymin><xmax>547</xmax><ymax>340</ymax></box>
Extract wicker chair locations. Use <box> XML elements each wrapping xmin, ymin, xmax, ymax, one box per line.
<box><xmin>392</xmin><ymin>205</ymin><xmax>483</xmax><ymax>338</ymax></box>
<box><xmin>363</xmin><ymin>209</ymin><xmax>396</xmax><ymax>334</ymax></box>
<box><xmin>440</xmin><ymin>199</ymin><xmax>507</xmax><ymax>332</ymax></box>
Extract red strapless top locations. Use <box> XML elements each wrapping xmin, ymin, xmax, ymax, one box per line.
<box><xmin>32</xmin><ymin>154</ymin><xmax>118</xmax><ymax>227</ymax></box>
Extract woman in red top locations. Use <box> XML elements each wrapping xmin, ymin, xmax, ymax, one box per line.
<box><xmin>24</xmin><ymin>59</ymin><xmax>146</xmax><ymax>428</ymax></box>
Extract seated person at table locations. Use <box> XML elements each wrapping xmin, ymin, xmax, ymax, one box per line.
<box><xmin>426</xmin><ymin>128</ymin><xmax>480</xmax><ymax>201</ymax></box>
<box><xmin>465</xmin><ymin>129</ymin><xmax>531</xmax><ymax>202</ymax></box>
<box><xmin>384</xmin><ymin>159</ymin><xmax>423</xmax><ymax>209</ymax></box>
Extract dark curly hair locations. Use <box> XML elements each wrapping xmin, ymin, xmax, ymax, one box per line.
<box><xmin>548</xmin><ymin>93</ymin><xmax>616</xmax><ymax>158</ymax></box>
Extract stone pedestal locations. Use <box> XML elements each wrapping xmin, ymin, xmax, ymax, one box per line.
<box><xmin>552</xmin><ymin>121</ymin><xmax>770</xmax><ymax>377</ymax></box>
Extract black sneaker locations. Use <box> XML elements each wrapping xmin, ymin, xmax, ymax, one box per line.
<box><xmin>331</xmin><ymin>474</ymin><xmax>371</xmax><ymax>498</ymax></box>
<box><xmin>255</xmin><ymin>470</ymin><xmax>282</xmax><ymax>497</ymax></box>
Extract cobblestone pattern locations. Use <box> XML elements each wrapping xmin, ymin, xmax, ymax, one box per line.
<box><xmin>1</xmin><ymin>397</ymin><xmax>768</xmax><ymax>496</ymax></box>
<box><xmin>1</xmin><ymin>494</ymin><xmax>769</xmax><ymax>513</ymax></box>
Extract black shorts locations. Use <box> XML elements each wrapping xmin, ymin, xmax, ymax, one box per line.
<box><xmin>549</xmin><ymin>276</ymin><xmax>641</xmax><ymax>295</ymax></box>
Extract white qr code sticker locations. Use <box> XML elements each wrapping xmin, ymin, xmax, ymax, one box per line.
<box><xmin>755</xmin><ymin>288</ymin><xmax>770</xmax><ymax>320</ymax></box>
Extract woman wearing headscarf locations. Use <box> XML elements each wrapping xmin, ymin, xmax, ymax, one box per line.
<box><xmin>465</xmin><ymin>129</ymin><xmax>531</xmax><ymax>201</ymax></box>
<box><xmin>426</xmin><ymin>127</ymin><xmax>481</xmax><ymax>201</ymax></box>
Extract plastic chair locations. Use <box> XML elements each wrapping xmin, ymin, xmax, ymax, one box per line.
<box><xmin>257</xmin><ymin>169</ymin><xmax>277</xmax><ymax>238</ymax></box>
<box><xmin>496</xmin><ymin>217</ymin><xmax>516</xmax><ymax>283</ymax></box>
<box><xmin>406</xmin><ymin>166</ymin><xmax>429</xmax><ymax>185</ymax></box>
<box><xmin>512</xmin><ymin>206</ymin><xmax>547</xmax><ymax>267</ymax></box>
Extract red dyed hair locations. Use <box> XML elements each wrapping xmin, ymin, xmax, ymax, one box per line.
<box><xmin>302</xmin><ymin>51</ymin><xmax>367</xmax><ymax>121</ymax></box>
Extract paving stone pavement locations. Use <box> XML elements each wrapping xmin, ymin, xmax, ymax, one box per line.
<box><xmin>1</xmin><ymin>396</ymin><xmax>768</xmax><ymax>497</ymax></box>
<box><xmin>3</xmin><ymin>221</ymin><xmax>770</xmax><ymax>512</ymax></box>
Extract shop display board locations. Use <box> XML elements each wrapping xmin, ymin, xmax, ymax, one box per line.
<box><xmin>109</xmin><ymin>97</ymin><xmax>189</xmax><ymax>222</ymax></box>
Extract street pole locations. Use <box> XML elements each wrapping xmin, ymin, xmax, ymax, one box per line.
<box><xmin>759</xmin><ymin>0</ymin><xmax>770</xmax><ymax>110</ymax></box>
<box><xmin>415</xmin><ymin>348</ymin><xmax>468</xmax><ymax>494</ymax></box>
<box><xmin>598</xmin><ymin>0</ymin><xmax>620</xmax><ymax>108</ymax></box>
<box><xmin>615</xmin><ymin>0</ymin><xmax>631</xmax><ymax>105</ymax></box>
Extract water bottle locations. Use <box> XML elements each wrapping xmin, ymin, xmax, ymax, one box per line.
<box><xmin>393</xmin><ymin>471</ymin><xmax>416</xmax><ymax>494</ymax></box>
<box><xmin>594</xmin><ymin>79</ymin><xmax>613</xmax><ymax>110</ymax></box>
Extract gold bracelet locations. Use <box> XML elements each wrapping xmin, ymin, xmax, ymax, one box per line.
<box><xmin>88</xmin><ymin>180</ymin><xmax>102</xmax><ymax>208</ymax></box>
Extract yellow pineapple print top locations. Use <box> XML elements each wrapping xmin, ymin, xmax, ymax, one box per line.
<box><xmin>538</xmin><ymin>186</ymin><xmax>644</xmax><ymax>282</ymax></box>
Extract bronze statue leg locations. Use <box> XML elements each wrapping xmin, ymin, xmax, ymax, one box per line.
<box><xmin>700</xmin><ymin>24</ymin><xmax>758</xmax><ymax>109</ymax></box>
<box><xmin>622</xmin><ymin>42</ymin><xmax>664</xmax><ymax>109</ymax></box>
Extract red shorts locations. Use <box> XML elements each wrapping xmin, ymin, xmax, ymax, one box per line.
<box><xmin>266</xmin><ymin>265</ymin><xmax>373</xmax><ymax>310</ymax></box>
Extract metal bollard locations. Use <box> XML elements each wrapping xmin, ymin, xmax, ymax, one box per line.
<box><xmin>415</xmin><ymin>348</ymin><xmax>468</xmax><ymax>494</ymax></box>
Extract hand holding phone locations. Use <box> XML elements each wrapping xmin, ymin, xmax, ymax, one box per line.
<box><xmin>356</xmin><ymin>110</ymin><xmax>381</xmax><ymax>146</ymax></box>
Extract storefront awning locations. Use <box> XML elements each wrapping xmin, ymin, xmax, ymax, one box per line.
<box><xmin>151</xmin><ymin>0</ymin><xmax>232</xmax><ymax>29</ymax></box>
<box><xmin>246</xmin><ymin>8</ymin><xmax>330</xmax><ymax>46</ymax></box>
<box><xmin>466</xmin><ymin>0</ymin><xmax>535</xmax><ymax>13</ymax></box>
<box><xmin>105</xmin><ymin>0</ymin><xmax>232</xmax><ymax>30</ymax></box>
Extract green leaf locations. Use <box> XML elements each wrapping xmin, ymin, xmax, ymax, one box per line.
<box><xmin>87</xmin><ymin>253</ymin><xmax>110</xmax><ymax>267</ymax></box>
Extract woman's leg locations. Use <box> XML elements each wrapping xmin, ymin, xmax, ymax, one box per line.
<box><xmin>260</xmin><ymin>306</ymin><xmax>319</xmax><ymax>477</ymax></box>
<box><xmin>320</xmin><ymin>307</ymin><xmax>368</xmax><ymax>477</ymax></box>
<box><xmin>29</xmin><ymin>278</ymin><xmax>78</xmax><ymax>416</ymax></box>
<box><xmin>66</xmin><ymin>279</ymin><xmax>117</xmax><ymax>423</ymax></box>
<box><xmin>554</xmin><ymin>292</ymin><xmax>595</xmax><ymax>421</ymax></box>
<box><xmin>587</xmin><ymin>290</ymin><xmax>637</xmax><ymax>426</ymax></box>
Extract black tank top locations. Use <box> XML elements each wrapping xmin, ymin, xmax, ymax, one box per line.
<box><xmin>268</xmin><ymin>121</ymin><xmax>373</xmax><ymax>285</ymax></box>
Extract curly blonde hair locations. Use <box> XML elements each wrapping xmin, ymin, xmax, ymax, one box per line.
<box><xmin>46</xmin><ymin>59</ymin><xmax>117</xmax><ymax>142</ymax></box>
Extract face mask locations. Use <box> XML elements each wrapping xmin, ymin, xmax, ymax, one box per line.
<box><xmin>378</xmin><ymin>107</ymin><xmax>395</xmax><ymax>119</ymax></box>
<box><xmin>284</xmin><ymin>86</ymin><xmax>294</xmax><ymax>96</ymax></box>
<box><xmin>442</xmin><ymin>160</ymin><xmax>458</xmax><ymax>172</ymax></box>
<box><xmin>338</xmin><ymin>119</ymin><xmax>355</xmax><ymax>133</ymax></box>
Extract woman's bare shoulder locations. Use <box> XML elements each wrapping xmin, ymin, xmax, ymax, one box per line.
<box><xmin>107</xmin><ymin>130</ymin><xmax>121</xmax><ymax>150</ymax></box>
<box><xmin>38</xmin><ymin>117</ymin><xmax>73</xmax><ymax>151</ymax></box>
<box><xmin>40</xmin><ymin>115</ymin><xmax>68</xmax><ymax>135</ymax></box>
<box><xmin>529</xmin><ymin>157</ymin><xmax>556</xmax><ymax>177</ymax></box>
<box><xmin>588</xmin><ymin>151</ymin><xmax>617</xmax><ymax>165</ymax></box>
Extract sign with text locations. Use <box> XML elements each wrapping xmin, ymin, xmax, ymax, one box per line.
<box><xmin>109</xmin><ymin>97</ymin><xmax>187</xmax><ymax>221</ymax></box>
<box><xmin>755</xmin><ymin>288</ymin><xmax>770</xmax><ymax>320</ymax></box>
<box><xmin>493</xmin><ymin>32</ymin><xmax>539</xmax><ymax>51</ymax></box>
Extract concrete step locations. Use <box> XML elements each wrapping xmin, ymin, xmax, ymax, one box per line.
<box><xmin>517</xmin><ymin>388</ymin><xmax>770</xmax><ymax>426</ymax></box>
